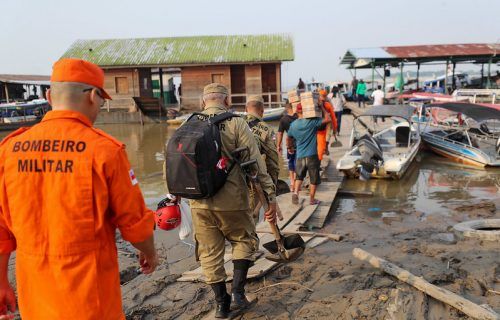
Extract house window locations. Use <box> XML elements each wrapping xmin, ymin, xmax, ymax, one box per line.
<box><xmin>211</xmin><ymin>74</ymin><xmax>223</xmax><ymax>83</ymax></box>
<box><xmin>115</xmin><ymin>77</ymin><xmax>129</xmax><ymax>94</ymax></box>
<box><xmin>143</xmin><ymin>78</ymin><xmax>148</xmax><ymax>90</ymax></box>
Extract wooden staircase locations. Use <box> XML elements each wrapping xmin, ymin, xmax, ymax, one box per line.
<box><xmin>132</xmin><ymin>97</ymin><xmax>166</xmax><ymax>118</ymax></box>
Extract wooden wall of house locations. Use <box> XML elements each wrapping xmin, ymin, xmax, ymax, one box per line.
<box><xmin>245</xmin><ymin>65</ymin><xmax>262</xmax><ymax>95</ymax></box>
<box><xmin>261</xmin><ymin>63</ymin><xmax>278</xmax><ymax>102</ymax></box>
<box><xmin>103</xmin><ymin>68</ymin><xmax>140</xmax><ymax>110</ymax></box>
<box><xmin>181</xmin><ymin>65</ymin><xmax>231</xmax><ymax>110</ymax></box>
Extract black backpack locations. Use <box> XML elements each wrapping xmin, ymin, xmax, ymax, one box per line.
<box><xmin>165</xmin><ymin>112</ymin><xmax>238</xmax><ymax>199</ymax></box>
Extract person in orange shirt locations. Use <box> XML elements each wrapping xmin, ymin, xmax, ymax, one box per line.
<box><xmin>317</xmin><ymin>90</ymin><xmax>337</xmax><ymax>160</ymax></box>
<box><xmin>0</xmin><ymin>58</ymin><xmax>158</xmax><ymax>319</ymax></box>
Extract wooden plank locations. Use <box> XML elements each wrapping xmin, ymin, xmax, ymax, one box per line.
<box><xmin>353</xmin><ymin>248</ymin><xmax>500</xmax><ymax>320</ymax></box>
<box><xmin>307</xmin><ymin>236</ymin><xmax>329</xmax><ymax>248</ymax></box>
<box><xmin>283</xmin><ymin>203</ymin><xmax>319</xmax><ymax>232</ymax></box>
<box><xmin>257</xmin><ymin>230</ymin><xmax>342</xmax><ymax>241</ymax></box>
<box><xmin>306</xmin><ymin>206</ymin><xmax>331</xmax><ymax>229</ymax></box>
<box><xmin>337</xmin><ymin>189</ymin><xmax>374</xmax><ymax>197</ymax></box>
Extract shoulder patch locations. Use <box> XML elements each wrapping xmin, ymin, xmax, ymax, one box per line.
<box><xmin>90</xmin><ymin>127</ymin><xmax>125</xmax><ymax>148</ymax></box>
<box><xmin>0</xmin><ymin>127</ymin><xmax>31</xmax><ymax>147</ymax></box>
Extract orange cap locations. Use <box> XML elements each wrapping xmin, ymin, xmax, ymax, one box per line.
<box><xmin>51</xmin><ymin>58</ymin><xmax>112</xmax><ymax>100</ymax></box>
<box><xmin>319</xmin><ymin>89</ymin><xmax>327</xmax><ymax>96</ymax></box>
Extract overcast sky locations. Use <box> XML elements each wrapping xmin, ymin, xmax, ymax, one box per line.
<box><xmin>1</xmin><ymin>0</ymin><xmax>499</xmax><ymax>88</ymax></box>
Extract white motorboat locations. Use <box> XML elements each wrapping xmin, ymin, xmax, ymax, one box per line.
<box><xmin>337</xmin><ymin>105</ymin><xmax>421</xmax><ymax>180</ymax></box>
<box><xmin>421</xmin><ymin>102</ymin><xmax>500</xmax><ymax>167</ymax></box>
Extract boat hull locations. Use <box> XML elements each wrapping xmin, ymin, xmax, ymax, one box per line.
<box><xmin>337</xmin><ymin>143</ymin><xmax>420</xmax><ymax>180</ymax></box>
<box><xmin>422</xmin><ymin>133</ymin><xmax>499</xmax><ymax>167</ymax></box>
<box><xmin>0</xmin><ymin>119</ymin><xmax>41</xmax><ymax>131</ymax></box>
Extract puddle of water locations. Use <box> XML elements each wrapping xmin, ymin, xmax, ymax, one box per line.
<box><xmin>336</xmin><ymin>151</ymin><xmax>500</xmax><ymax>217</ymax></box>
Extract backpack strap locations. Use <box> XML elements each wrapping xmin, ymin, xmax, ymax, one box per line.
<box><xmin>209</xmin><ymin>112</ymin><xmax>238</xmax><ymax>125</ymax></box>
<box><xmin>247</xmin><ymin>118</ymin><xmax>261</xmax><ymax>129</ymax></box>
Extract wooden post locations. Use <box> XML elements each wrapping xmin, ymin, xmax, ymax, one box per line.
<box><xmin>352</xmin><ymin>248</ymin><xmax>500</xmax><ymax>320</ymax></box>
<box><xmin>268</xmin><ymin>92</ymin><xmax>272</xmax><ymax>108</ymax></box>
<box><xmin>382</xmin><ymin>66</ymin><xmax>386</xmax><ymax>98</ymax></box>
<box><xmin>452</xmin><ymin>62</ymin><xmax>456</xmax><ymax>90</ymax></box>
<box><xmin>399</xmin><ymin>61</ymin><xmax>404</xmax><ymax>92</ymax></box>
<box><xmin>481</xmin><ymin>63</ymin><xmax>485</xmax><ymax>88</ymax></box>
<box><xmin>486</xmin><ymin>58</ymin><xmax>492</xmax><ymax>89</ymax></box>
<box><xmin>444</xmin><ymin>60</ymin><xmax>449</xmax><ymax>93</ymax></box>
<box><xmin>139</xmin><ymin>109</ymin><xmax>144</xmax><ymax>126</ymax></box>
<box><xmin>159</xmin><ymin>68</ymin><xmax>165</xmax><ymax>104</ymax></box>
<box><xmin>4</xmin><ymin>83</ymin><xmax>10</xmax><ymax>103</ymax></box>
<box><xmin>416</xmin><ymin>63</ymin><xmax>420</xmax><ymax>90</ymax></box>
<box><xmin>371</xmin><ymin>62</ymin><xmax>375</xmax><ymax>90</ymax></box>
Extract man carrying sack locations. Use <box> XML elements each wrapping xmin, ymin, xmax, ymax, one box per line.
<box><xmin>0</xmin><ymin>58</ymin><xmax>158</xmax><ymax>319</ymax></box>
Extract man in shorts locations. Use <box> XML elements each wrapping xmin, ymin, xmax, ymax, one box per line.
<box><xmin>287</xmin><ymin>104</ymin><xmax>330</xmax><ymax>205</ymax></box>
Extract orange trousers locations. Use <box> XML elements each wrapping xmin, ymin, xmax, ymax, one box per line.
<box><xmin>317</xmin><ymin>130</ymin><xmax>327</xmax><ymax>161</ymax></box>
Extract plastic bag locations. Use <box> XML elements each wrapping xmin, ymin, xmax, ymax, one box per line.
<box><xmin>178</xmin><ymin>200</ymin><xmax>193</xmax><ymax>240</ymax></box>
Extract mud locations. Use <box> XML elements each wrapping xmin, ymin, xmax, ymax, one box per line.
<box><xmin>112</xmin><ymin>120</ymin><xmax>500</xmax><ymax>319</ymax></box>
<box><xmin>114</xmin><ymin>199</ymin><xmax>499</xmax><ymax>320</ymax></box>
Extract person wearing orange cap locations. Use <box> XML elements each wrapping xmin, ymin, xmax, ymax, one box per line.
<box><xmin>0</xmin><ymin>58</ymin><xmax>158</xmax><ymax>319</ymax></box>
<box><xmin>317</xmin><ymin>90</ymin><xmax>337</xmax><ymax>160</ymax></box>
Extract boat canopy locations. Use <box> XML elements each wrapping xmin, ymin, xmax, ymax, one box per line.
<box><xmin>360</xmin><ymin>105</ymin><xmax>415</xmax><ymax>120</ymax></box>
<box><xmin>425</xmin><ymin>102</ymin><xmax>500</xmax><ymax>122</ymax></box>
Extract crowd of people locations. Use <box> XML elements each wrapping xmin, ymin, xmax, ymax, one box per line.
<box><xmin>0</xmin><ymin>58</ymin><xmax>374</xmax><ymax>319</ymax></box>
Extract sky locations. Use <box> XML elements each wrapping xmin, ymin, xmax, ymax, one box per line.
<box><xmin>1</xmin><ymin>0</ymin><xmax>499</xmax><ymax>88</ymax></box>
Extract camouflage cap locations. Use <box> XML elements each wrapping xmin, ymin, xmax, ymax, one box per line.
<box><xmin>247</xmin><ymin>95</ymin><xmax>264</xmax><ymax>104</ymax></box>
<box><xmin>203</xmin><ymin>83</ymin><xmax>228</xmax><ymax>95</ymax></box>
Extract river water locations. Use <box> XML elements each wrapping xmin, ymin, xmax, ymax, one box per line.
<box><xmin>94</xmin><ymin>123</ymin><xmax>499</xmax><ymax>219</ymax></box>
<box><xmin>3</xmin><ymin>122</ymin><xmax>498</xmax><ymax>216</ymax></box>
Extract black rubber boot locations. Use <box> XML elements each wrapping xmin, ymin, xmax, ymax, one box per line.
<box><xmin>211</xmin><ymin>282</ymin><xmax>231</xmax><ymax>318</ymax></box>
<box><xmin>231</xmin><ymin>259</ymin><xmax>252</xmax><ymax>310</ymax></box>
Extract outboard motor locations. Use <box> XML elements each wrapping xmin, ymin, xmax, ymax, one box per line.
<box><xmin>354</xmin><ymin>134</ymin><xmax>384</xmax><ymax>181</ymax></box>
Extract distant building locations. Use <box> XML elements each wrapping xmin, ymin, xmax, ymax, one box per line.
<box><xmin>61</xmin><ymin>34</ymin><xmax>294</xmax><ymax>112</ymax></box>
<box><xmin>0</xmin><ymin>74</ymin><xmax>50</xmax><ymax>103</ymax></box>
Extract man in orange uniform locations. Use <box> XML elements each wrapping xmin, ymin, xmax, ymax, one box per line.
<box><xmin>0</xmin><ymin>58</ymin><xmax>158</xmax><ymax>319</ymax></box>
<box><xmin>317</xmin><ymin>90</ymin><xmax>337</xmax><ymax>160</ymax></box>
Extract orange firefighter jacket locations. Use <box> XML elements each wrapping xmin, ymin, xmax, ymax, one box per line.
<box><xmin>0</xmin><ymin>110</ymin><xmax>154</xmax><ymax>319</ymax></box>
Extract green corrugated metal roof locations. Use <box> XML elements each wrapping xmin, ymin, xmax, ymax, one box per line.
<box><xmin>62</xmin><ymin>34</ymin><xmax>294</xmax><ymax>67</ymax></box>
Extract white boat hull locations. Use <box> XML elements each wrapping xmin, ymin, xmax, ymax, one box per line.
<box><xmin>337</xmin><ymin>123</ymin><xmax>421</xmax><ymax>179</ymax></box>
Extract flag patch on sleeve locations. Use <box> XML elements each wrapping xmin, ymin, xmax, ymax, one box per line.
<box><xmin>129</xmin><ymin>169</ymin><xmax>138</xmax><ymax>186</ymax></box>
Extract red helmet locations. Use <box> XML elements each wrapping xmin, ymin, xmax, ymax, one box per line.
<box><xmin>155</xmin><ymin>197</ymin><xmax>181</xmax><ymax>231</ymax></box>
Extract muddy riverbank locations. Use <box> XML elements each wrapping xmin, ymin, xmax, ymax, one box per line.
<box><xmin>2</xmin><ymin>115</ymin><xmax>499</xmax><ymax>319</ymax></box>
<box><xmin>114</xmin><ymin>116</ymin><xmax>498</xmax><ymax>319</ymax></box>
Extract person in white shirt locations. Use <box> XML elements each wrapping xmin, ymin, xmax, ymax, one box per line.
<box><xmin>371</xmin><ymin>85</ymin><xmax>385</xmax><ymax>122</ymax></box>
<box><xmin>329</xmin><ymin>87</ymin><xmax>346</xmax><ymax>134</ymax></box>
<box><xmin>371</xmin><ymin>85</ymin><xmax>384</xmax><ymax>106</ymax></box>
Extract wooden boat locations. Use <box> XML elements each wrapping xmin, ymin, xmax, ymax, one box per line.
<box><xmin>0</xmin><ymin>100</ymin><xmax>50</xmax><ymax>131</ymax></box>
<box><xmin>336</xmin><ymin>105</ymin><xmax>421</xmax><ymax>180</ymax></box>
<box><xmin>421</xmin><ymin>102</ymin><xmax>500</xmax><ymax>167</ymax></box>
<box><xmin>166</xmin><ymin>107</ymin><xmax>285</xmax><ymax>126</ymax></box>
